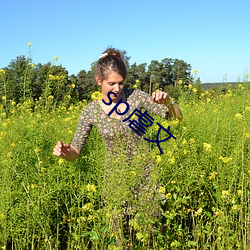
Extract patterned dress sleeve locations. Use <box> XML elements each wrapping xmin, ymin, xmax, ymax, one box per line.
<box><xmin>71</xmin><ymin>102</ymin><xmax>94</xmax><ymax>152</ymax></box>
<box><xmin>135</xmin><ymin>90</ymin><xmax>170</xmax><ymax>119</ymax></box>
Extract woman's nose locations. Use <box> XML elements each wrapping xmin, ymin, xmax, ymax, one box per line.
<box><xmin>113</xmin><ymin>84</ymin><xmax>120</xmax><ymax>92</ymax></box>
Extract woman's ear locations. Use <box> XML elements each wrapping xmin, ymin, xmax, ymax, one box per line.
<box><xmin>95</xmin><ymin>76</ymin><xmax>102</xmax><ymax>86</ymax></box>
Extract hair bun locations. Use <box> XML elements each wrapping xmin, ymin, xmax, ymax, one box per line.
<box><xmin>99</xmin><ymin>48</ymin><xmax>123</xmax><ymax>60</ymax></box>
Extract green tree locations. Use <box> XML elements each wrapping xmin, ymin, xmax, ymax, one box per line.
<box><xmin>32</xmin><ymin>62</ymin><xmax>69</xmax><ymax>103</ymax></box>
<box><xmin>5</xmin><ymin>55</ymin><xmax>33</xmax><ymax>102</ymax></box>
<box><xmin>76</xmin><ymin>67</ymin><xmax>98</xmax><ymax>101</ymax></box>
<box><xmin>171</xmin><ymin>59</ymin><xmax>192</xmax><ymax>86</ymax></box>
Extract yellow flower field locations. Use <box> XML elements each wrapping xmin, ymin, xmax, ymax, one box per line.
<box><xmin>0</xmin><ymin>82</ymin><xmax>249</xmax><ymax>249</ymax></box>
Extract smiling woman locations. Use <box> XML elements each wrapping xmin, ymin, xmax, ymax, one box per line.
<box><xmin>53</xmin><ymin>47</ymin><xmax>182</xmax><ymax>247</ymax></box>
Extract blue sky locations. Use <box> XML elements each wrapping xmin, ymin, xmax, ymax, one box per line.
<box><xmin>1</xmin><ymin>0</ymin><xmax>249</xmax><ymax>83</ymax></box>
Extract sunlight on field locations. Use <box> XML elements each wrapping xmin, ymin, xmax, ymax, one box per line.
<box><xmin>0</xmin><ymin>83</ymin><xmax>249</xmax><ymax>249</ymax></box>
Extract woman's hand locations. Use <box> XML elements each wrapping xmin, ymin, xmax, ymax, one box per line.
<box><xmin>53</xmin><ymin>141</ymin><xmax>80</xmax><ymax>161</ymax></box>
<box><xmin>152</xmin><ymin>91</ymin><xmax>171</xmax><ymax>105</ymax></box>
<box><xmin>53</xmin><ymin>141</ymin><xmax>71</xmax><ymax>158</ymax></box>
<box><xmin>152</xmin><ymin>91</ymin><xmax>183</xmax><ymax>119</ymax></box>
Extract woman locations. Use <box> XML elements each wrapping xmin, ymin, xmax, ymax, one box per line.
<box><xmin>53</xmin><ymin>48</ymin><xmax>181</xmax><ymax>159</ymax></box>
<box><xmin>53</xmin><ymin>48</ymin><xmax>182</xmax><ymax>246</ymax></box>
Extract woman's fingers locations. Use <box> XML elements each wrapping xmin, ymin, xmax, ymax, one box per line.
<box><xmin>53</xmin><ymin>141</ymin><xmax>70</xmax><ymax>157</ymax></box>
<box><xmin>152</xmin><ymin>91</ymin><xmax>170</xmax><ymax>104</ymax></box>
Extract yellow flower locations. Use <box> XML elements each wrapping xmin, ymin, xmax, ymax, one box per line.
<box><xmin>54</xmin><ymin>56</ymin><xmax>58</xmax><ymax>61</ymax></box>
<box><xmin>189</xmin><ymin>138</ymin><xmax>195</xmax><ymax>144</ymax></box>
<box><xmin>105</xmin><ymin>212</ymin><xmax>111</xmax><ymax>218</ymax></box>
<box><xmin>81</xmin><ymin>203</ymin><xmax>93</xmax><ymax>212</ymax></box>
<box><xmin>48</xmin><ymin>74</ymin><xmax>55</xmax><ymax>80</ymax></box>
<box><xmin>208</xmin><ymin>171</ymin><xmax>217</xmax><ymax>180</ymax></box>
<box><xmin>237</xmin><ymin>190</ymin><xmax>243</xmax><ymax>196</ymax></box>
<box><xmin>188</xmin><ymin>84</ymin><xmax>192</xmax><ymax>89</ymax></box>
<box><xmin>245</xmin><ymin>132</ymin><xmax>250</xmax><ymax>138</ymax></box>
<box><xmin>159</xmin><ymin>186</ymin><xmax>166</xmax><ymax>194</ymax></box>
<box><xmin>0</xmin><ymin>69</ymin><xmax>6</xmax><ymax>75</ymax></box>
<box><xmin>34</xmin><ymin>147</ymin><xmax>41</xmax><ymax>153</ymax></box>
<box><xmin>135</xmin><ymin>79</ymin><xmax>140</xmax><ymax>83</ymax></box>
<box><xmin>192</xmin><ymin>88</ymin><xmax>197</xmax><ymax>93</ymax></box>
<box><xmin>2</xmin><ymin>96</ymin><xmax>6</xmax><ymax>100</ymax></box>
<box><xmin>77</xmin><ymin>216</ymin><xmax>86</xmax><ymax>223</ymax></box>
<box><xmin>214</xmin><ymin>209</ymin><xmax>223</xmax><ymax>216</ymax></box>
<box><xmin>86</xmin><ymin>184</ymin><xmax>96</xmax><ymax>193</ymax></box>
<box><xmin>31</xmin><ymin>184</ymin><xmax>37</xmax><ymax>189</ymax></box>
<box><xmin>168</xmin><ymin>156</ymin><xmax>175</xmax><ymax>165</ymax></box>
<box><xmin>91</xmin><ymin>91</ymin><xmax>103</xmax><ymax>101</ymax></box>
<box><xmin>87</xmin><ymin>215</ymin><xmax>94</xmax><ymax>221</ymax></box>
<box><xmin>133</xmin><ymin>84</ymin><xmax>138</xmax><ymax>89</ymax></box>
<box><xmin>2</xmin><ymin>122</ymin><xmax>8</xmax><ymax>128</ymax></box>
<box><xmin>219</xmin><ymin>156</ymin><xmax>232</xmax><ymax>164</ymax></box>
<box><xmin>222</xmin><ymin>190</ymin><xmax>230</xmax><ymax>197</ymax></box>
<box><xmin>71</xmin><ymin>83</ymin><xmax>75</xmax><ymax>89</ymax></box>
<box><xmin>178</xmin><ymin>79</ymin><xmax>183</xmax><ymax>85</ymax></box>
<box><xmin>28</xmin><ymin>42</ymin><xmax>32</xmax><ymax>47</ymax></box>
<box><xmin>0</xmin><ymin>213</ymin><xmax>5</xmax><ymax>221</ymax></box>
<box><xmin>170</xmin><ymin>119</ymin><xmax>179</xmax><ymax>126</ymax></box>
<box><xmin>193</xmin><ymin>69</ymin><xmax>198</xmax><ymax>74</ymax></box>
<box><xmin>48</xmin><ymin>95</ymin><xmax>54</xmax><ymax>100</ymax></box>
<box><xmin>155</xmin><ymin>155</ymin><xmax>162</xmax><ymax>164</ymax></box>
<box><xmin>245</xmin><ymin>106</ymin><xmax>250</xmax><ymax>111</ymax></box>
<box><xmin>165</xmin><ymin>193</ymin><xmax>172</xmax><ymax>199</ymax></box>
<box><xmin>195</xmin><ymin>207</ymin><xmax>203</xmax><ymax>216</ymax></box>
<box><xmin>161</xmin><ymin>120</ymin><xmax>169</xmax><ymax>128</ymax></box>
<box><xmin>130</xmin><ymin>171</ymin><xmax>136</xmax><ymax>176</ymax></box>
<box><xmin>234</xmin><ymin>113</ymin><xmax>242</xmax><ymax>120</ymax></box>
<box><xmin>182</xmin><ymin>139</ymin><xmax>187</xmax><ymax>145</ymax></box>
<box><xmin>232</xmin><ymin>204</ymin><xmax>239</xmax><ymax>211</ymax></box>
<box><xmin>203</xmin><ymin>142</ymin><xmax>212</xmax><ymax>152</ymax></box>
<box><xmin>58</xmin><ymin>158</ymin><xmax>65</xmax><ymax>165</ymax></box>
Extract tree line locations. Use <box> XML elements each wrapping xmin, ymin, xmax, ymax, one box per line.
<box><xmin>0</xmin><ymin>51</ymin><xmax>200</xmax><ymax>106</ymax></box>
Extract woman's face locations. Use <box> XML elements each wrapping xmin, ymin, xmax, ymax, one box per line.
<box><xmin>96</xmin><ymin>71</ymin><xmax>125</xmax><ymax>102</ymax></box>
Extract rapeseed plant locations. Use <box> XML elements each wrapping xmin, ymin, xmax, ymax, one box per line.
<box><xmin>203</xmin><ymin>142</ymin><xmax>212</xmax><ymax>152</ymax></box>
<box><xmin>91</xmin><ymin>91</ymin><xmax>103</xmax><ymax>101</ymax></box>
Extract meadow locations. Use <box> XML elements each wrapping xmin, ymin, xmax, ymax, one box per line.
<box><xmin>0</xmin><ymin>82</ymin><xmax>249</xmax><ymax>249</ymax></box>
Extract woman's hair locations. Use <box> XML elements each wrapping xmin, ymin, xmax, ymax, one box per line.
<box><xmin>95</xmin><ymin>48</ymin><xmax>127</xmax><ymax>81</ymax></box>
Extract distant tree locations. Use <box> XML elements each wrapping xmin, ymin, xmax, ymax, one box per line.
<box><xmin>148</xmin><ymin>60</ymin><xmax>164</xmax><ymax>90</ymax></box>
<box><xmin>1</xmin><ymin>49</ymin><xmax>197</xmax><ymax>105</ymax></box>
<box><xmin>172</xmin><ymin>59</ymin><xmax>192</xmax><ymax>86</ymax></box>
<box><xmin>5</xmin><ymin>55</ymin><xmax>33</xmax><ymax>102</ymax></box>
<box><xmin>32</xmin><ymin>62</ymin><xmax>69</xmax><ymax>102</ymax></box>
<box><xmin>68</xmin><ymin>74</ymin><xmax>79</xmax><ymax>101</ymax></box>
<box><xmin>148</xmin><ymin>58</ymin><xmax>193</xmax><ymax>90</ymax></box>
<box><xmin>77</xmin><ymin>66</ymin><xmax>98</xmax><ymax>101</ymax></box>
